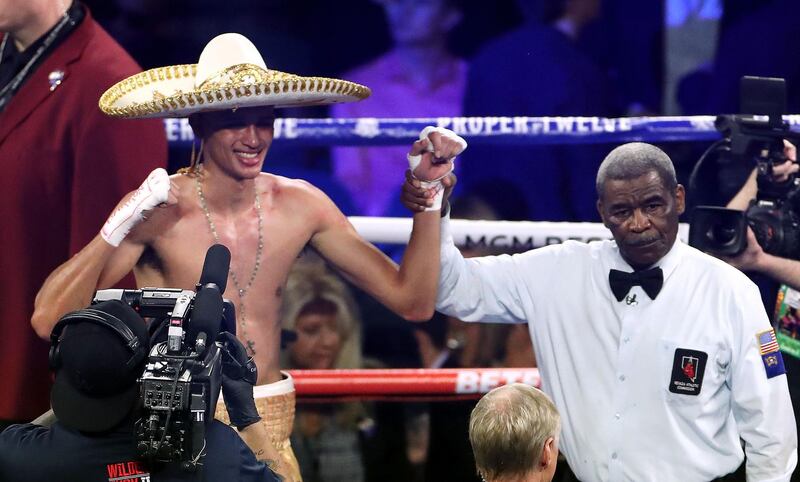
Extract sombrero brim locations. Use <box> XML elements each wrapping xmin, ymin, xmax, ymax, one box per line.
<box><xmin>99</xmin><ymin>63</ymin><xmax>371</xmax><ymax>119</ymax></box>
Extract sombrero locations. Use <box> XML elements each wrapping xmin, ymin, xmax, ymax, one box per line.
<box><xmin>99</xmin><ymin>33</ymin><xmax>371</xmax><ymax>119</ymax></box>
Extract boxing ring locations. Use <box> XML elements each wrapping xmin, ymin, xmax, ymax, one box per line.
<box><xmin>171</xmin><ymin>115</ymin><xmax>798</xmax><ymax>401</ymax></box>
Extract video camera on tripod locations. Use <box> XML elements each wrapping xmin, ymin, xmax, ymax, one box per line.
<box><xmin>689</xmin><ymin>76</ymin><xmax>800</xmax><ymax>259</ymax></box>
<box><xmin>92</xmin><ymin>244</ymin><xmax>234</xmax><ymax>472</ymax></box>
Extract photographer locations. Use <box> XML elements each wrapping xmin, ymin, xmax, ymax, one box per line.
<box><xmin>724</xmin><ymin>140</ymin><xmax>800</xmax><ymax>287</ymax></box>
<box><xmin>724</xmin><ymin>140</ymin><xmax>800</xmax><ymax>482</ymax></box>
<box><xmin>0</xmin><ymin>300</ymin><xmax>280</xmax><ymax>482</ymax></box>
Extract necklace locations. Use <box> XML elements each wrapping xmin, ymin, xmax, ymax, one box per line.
<box><xmin>0</xmin><ymin>9</ymin><xmax>74</xmax><ymax>109</ymax></box>
<box><xmin>195</xmin><ymin>175</ymin><xmax>264</xmax><ymax>356</ymax></box>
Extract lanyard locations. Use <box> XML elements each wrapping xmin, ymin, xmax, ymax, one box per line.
<box><xmin>0</xmin><ymin>10</ymin><xmax>74</xmax><ymax>110</ymax></box>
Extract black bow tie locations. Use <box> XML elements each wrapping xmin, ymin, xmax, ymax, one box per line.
<box><xmin>608</xmin><ymin>267</ymin><xmax>663</xmax><ymax>302</ymax></box>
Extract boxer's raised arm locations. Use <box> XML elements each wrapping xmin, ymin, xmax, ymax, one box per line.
<box><xmin>311</xmin><ymin>128</ymin><xmax>465</xmax><ymax>321</ymax></box>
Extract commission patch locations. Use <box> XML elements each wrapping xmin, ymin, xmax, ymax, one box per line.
<box><xmin>757</xmin><ymin>328</ymin><xmax>786</xmax><ymax>379</ymax></box>
<box><xmin>669</xmin><ymin>348</ymin><xmax>707</xmax><ymax>396</ymax></box>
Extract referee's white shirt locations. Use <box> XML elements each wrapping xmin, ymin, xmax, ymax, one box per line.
<box><xmin>436</xmin><ymin>216</ymin><xmax>797</xmax><ymax>482</ymax></box>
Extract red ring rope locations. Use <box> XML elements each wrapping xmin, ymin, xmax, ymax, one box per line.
<box><xmin>287</xmin><ymin>368</ymin><xmax>540</xmax><ymax>402</ymax></box>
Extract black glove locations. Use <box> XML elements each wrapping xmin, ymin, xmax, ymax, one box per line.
<box><xmin>218</xmin><ymin>331</ymin><xmax>260</xmax><ymax>430</ymax></box>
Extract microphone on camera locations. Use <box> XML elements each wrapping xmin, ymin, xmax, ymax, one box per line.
<box><xmin>199</xmin><ymin>244</ymin><xmax>231</xmax><ymax>295</ymax></box>
<box><xmin>187</xmin><ymin>286</ymin><xmax>224</xmax><ymax>355</ymax></box>
<box><xmin>188</xmin><ymin>244</ymin><xmax>231</xmax><ymax>353</ymax></box>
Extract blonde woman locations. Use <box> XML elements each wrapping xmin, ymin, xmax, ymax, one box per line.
<box><xmin>281</xmin><ymin>259</ymin><xmax>366</xmax><ymax>482</ymax></box>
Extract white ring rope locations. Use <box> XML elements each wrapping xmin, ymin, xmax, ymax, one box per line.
<box><xmin>349</xmin><ymin>216</ymin><xmax>690</xmax><ymax>248</ymax></box>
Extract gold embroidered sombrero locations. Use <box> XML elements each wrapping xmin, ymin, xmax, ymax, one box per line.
<box><xmin>99</xmin><ymin>33</ymin><xmax>371</xmax><ymax>119</ymax></box>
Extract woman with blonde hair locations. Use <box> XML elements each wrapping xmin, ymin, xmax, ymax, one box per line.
<box><xmin>281</xmin><ymin>258</ymin><xmax>367</xmax><ymax>482</ymax></box>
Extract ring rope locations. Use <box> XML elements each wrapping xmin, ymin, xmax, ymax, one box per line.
<box><xmin>164</xmin><ymin>115</ymin><xmax>800</xmax><ymax>146</ymax></box>
<box><xmin>287</xmin><ymin>368</ymin><xmax>541</xmax><ymax>402</ymax></box>
<box><xmin>349</xmin><ymin>216</ymin><xmax>691</xmax><ymax>247</ymax></box>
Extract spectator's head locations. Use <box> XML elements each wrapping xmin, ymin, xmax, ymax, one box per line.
<box><xmin>280</xmin><ymin>260</ymin><xmax>362</xmax><ymax>370</ymax></box>
<box><xmin>596</xmin><ymin>142</ymin><xmax>685</xmax><ymax>269</ymax></box>
<box><xmin>469</xmin><ymin>383</ymin><xmax>560</xmax><ymax>482</ymax></box>
<box><xmin>376</xmin><ymin>0</ymin><xmax>462</xmax><ymax>47</ymax></box>
<box><xmin>0</xmin><ymin>0</ymin><xmax>70</xmax><ymax>50</ymax></box>
<box><xmin>49</xmin><ymin>300</ymin><xmax>150</xmax><ymax>432</ymax></box>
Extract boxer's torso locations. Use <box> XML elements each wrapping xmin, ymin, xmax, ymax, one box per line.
<box><xmin>132</xmin><ymin>173</ymin><xmax>318</xmax><ymax>384</ymax></box>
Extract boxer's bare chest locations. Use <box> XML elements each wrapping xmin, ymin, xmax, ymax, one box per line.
<box><xmin>134</xmin><ymin>192</ymin><xmax>314</xmax><ymax>333</ymax></box>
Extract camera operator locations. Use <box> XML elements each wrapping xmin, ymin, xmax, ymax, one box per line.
<box><xmin>724</xmin><ymin>140</ymin><xmax>800</xmax><ymax>286</ymax></box>
<box><xmin>0</xmin><ymin>300</ymin><xmax>281</xmax><ymax>482</ymax></box>
<box><xmin>722</xmin><ymin>139</ymin><xmax>800</xmax><ymax>482</ymax></box>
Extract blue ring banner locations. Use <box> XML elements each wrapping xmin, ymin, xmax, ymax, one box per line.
<box><xmin>164</xmin><ymin>115</ymin><xmax>800</xmax><ymax>147</ymax></box>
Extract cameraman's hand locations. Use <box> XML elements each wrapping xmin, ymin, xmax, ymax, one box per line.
<box><xmin>720</xmin><ymin>227</ymin><xmax>765</xmax><ymax>271</ymax></box>
<box><xmin>218</xmin><ymin>332</ymin><xmax>260</xmax><ymax>429</ymax></box>
<box><xmin>785</xmin><ymin>140</ymin><xmax>797</xmax><ymax>162</ymax></box>
<box><xmin>771</xmin><ymin>140</ymin><xmax>799</xmax><ymax>182</ymax></box>
<box><xmin>728</xmin><ymin>141</ymin><xmax>798</xmax><ymax>211</ymax></box>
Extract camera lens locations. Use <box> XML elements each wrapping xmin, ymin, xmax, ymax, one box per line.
<box><xmin>707</xmin><ymin>224</ymin><xmax>737</xmax><ymax>245</ymax></box>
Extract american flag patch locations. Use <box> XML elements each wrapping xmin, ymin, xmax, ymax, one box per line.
<box><xmin>757</xmin><ymin>329</ymin><xmax>780</xmax><ymax>355</ymax></box>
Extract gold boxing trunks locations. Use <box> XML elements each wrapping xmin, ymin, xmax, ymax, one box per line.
<box><xmin>215</xmin><ymin>372</ymin><xmax>302</xmax><ymax>481</ymax></box>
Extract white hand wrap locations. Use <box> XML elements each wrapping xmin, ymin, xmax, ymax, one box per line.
<box><xmin>101</xmin><ymin>168</ymin><xmax>170</xmax><ymax>247</ymax></box>
<box><xmin>407</xmin><ymin>126</ymin><xmax>467</xmax><ymax>211</ymax></box>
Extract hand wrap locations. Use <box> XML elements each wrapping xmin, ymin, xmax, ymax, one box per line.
<box><xmin>407</xmin><ymin>126</ymin><xmax>467</xmax><ymax>211</ymax></box>
<box><xmin>100</xmin><ymin>168</ymin><xmax>170</xmax><ymax>246</ymax></box>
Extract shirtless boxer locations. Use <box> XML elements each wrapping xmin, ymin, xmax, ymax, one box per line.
<box><xmin>32</xmin><ymin>33</ymin><xmax>464</xmax><ymax>481</ymax></box>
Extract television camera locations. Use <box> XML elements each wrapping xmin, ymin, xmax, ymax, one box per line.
<box><xmin>689</xmin><ymin>76</ymin><xmax>800</xmax><ymax>259</ymax></box>
<box><xmin>92</xmin><ymin>244</ymin><xmax>234</xmax><ymax>472</ymax></box>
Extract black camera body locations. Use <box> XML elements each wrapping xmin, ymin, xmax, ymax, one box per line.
<box><xmin>746</xmin><ymin>185</ymin><xmax>800</xmax><ymax>259</ymax></box>
<box><xmin>136</xmin><ymin>334</ymin><xmax>222</xmax><ymax>470</ymax></box>
<box><xmin>92</xmin><ymin>244</ymin><xmax>233</xmax><ymax>473</ymax></box>
<box><xmin>93</xmin><ymin>286</ymin><xmax>224</xmax><ymax>472</ymax></box>
<box><xmin>689</xmin><ymin>76</ymin><xmax>800</xmax><ymax>259</ymax></box>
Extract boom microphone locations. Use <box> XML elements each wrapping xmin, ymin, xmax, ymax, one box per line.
<box><xmin>199</xmin><ymin>244</ymin><xmax>231</xmax><ymax>295</ymax></box>
<box><xmin>186</xmin><ymin>286</ymin><xmax>224</xmax><ymax>354</ymax></box>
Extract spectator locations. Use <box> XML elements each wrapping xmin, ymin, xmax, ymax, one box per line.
<box><xmin>0</xmin><ymin>0</ymin><xmax>166</xmax><ymax>428</ymax></box>
<box><xmin>469</xmin><ymin>383</ymin><xmax>560</xmax><ymax>482</ymax></box>
<box><xmin>280</xmin><ymin>259</ymin><xmax>368</xmax><ymax>481</ymax></box>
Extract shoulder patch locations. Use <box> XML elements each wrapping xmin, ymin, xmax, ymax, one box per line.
<box><xmin>757</xmin><ymin>328</ymin><xmax>786</xmax><ymax>379</ymax></box>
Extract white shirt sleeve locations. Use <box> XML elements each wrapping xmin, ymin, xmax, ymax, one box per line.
<box><xmin>729</xmin><ymin>281</ymin><xmax>797</xmax><ymax>482</ymax></box>
<box><xmin>436</xmin><ymin>214</ymin><xmax>530</xmax><ymax>324</ymax></box>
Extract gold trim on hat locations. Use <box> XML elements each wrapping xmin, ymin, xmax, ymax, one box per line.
<box><xmin>198</xmin><ymin>63</ymin><xmax>284</xmax><ymax>90</ymax></box>
<box><xmin>99</xmin><ymin>63</ymin><xmax>371</xmax><ymax>119</ymax></box>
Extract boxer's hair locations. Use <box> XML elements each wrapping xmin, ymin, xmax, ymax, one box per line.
<box><xmin>595</xmin><ymin>142</ymin><xmax>678</xmax><ymax>198</ymax></box>
<box><xmin>469</xmin><ymin>383</ymin><xmax>560</xmax><ymax>481</ymax></box>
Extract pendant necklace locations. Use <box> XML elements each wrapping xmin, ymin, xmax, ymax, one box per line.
<box><xmin>195</xmin><ymin>175</ymin><xmax>263</xmax><ymax>356</ymax></box>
